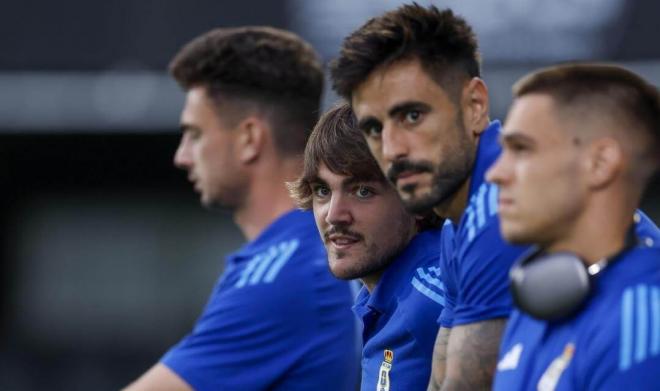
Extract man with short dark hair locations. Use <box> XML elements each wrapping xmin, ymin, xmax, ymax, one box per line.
<box><xmin>331</xmin><ymin>5</ymin><xmax>526</xmax><ymax>389</ymax></box>
<box><xmin>290</xmin><ymin>103</ymin><xmax>445</xmax><ymax>390</ymax></box>
<box><xmin>124</xmin><ymin>27</ymin><xmax>359</xmax><ymax>391</ymax></box>
<box><xmin>488</xmin><ymin>63</ymin><xmax>660</xmax><ymax>390</ymax></box>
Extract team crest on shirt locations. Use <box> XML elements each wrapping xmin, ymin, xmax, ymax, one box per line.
<box><xmin>377</xmin><ymin>349</ymin><xmax>394</xmax><ymax>391</ymax></box>
<box><xmin>537</xmin><ymin>343</ymin><xmax>575</xmax><ymax>391</ymax></box>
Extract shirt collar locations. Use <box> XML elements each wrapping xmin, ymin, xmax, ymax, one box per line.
<box><xmin>355</xmin><ymin>228</ymin><xmax>442</xmax><ymax>315</ymax></box>
<box><xmin>468</xmin><ymin>120</ymin><xmax>502</xmax><ymax>198</ymax></box>
<box><xmin>229</xmin><ymin>209</ymin><xmax>314</xmax><ymax>262</ymax></box>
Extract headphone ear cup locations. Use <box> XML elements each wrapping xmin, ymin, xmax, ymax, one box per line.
<box><xmin>510</xmin><ymin>251</ymin><xmax>591</xmax><ymax>321</ymax></box>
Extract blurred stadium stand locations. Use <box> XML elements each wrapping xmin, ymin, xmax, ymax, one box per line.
<box><xmin>1</xmin><ymin>0</ymin><xmax>658</xmax><ymax>389</ymax></box>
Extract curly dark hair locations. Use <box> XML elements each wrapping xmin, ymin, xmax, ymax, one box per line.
<box><xmin>169</xmin><ymin>26</ymin><xmax>323</xmax><ymax>156</ymax></box>
<box><xmin>330</xmin><ymin>3</ymin><xmax>480</xmax><ymax>101</ymax></box>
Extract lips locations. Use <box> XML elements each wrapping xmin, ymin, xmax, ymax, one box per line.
<box><xmin>325</xmin><ymin>230</ymin><xmax>362</xmax><ymax>250</ymax></box>
<box><xmin>497</xmin><ymin>196</ymin><xmax>515</xmax><ymax>215</ymax></box>
<box><xmin>394</xmin><ymin>170</ymin><xmax>425</xmax><ymax>187</ymax></box>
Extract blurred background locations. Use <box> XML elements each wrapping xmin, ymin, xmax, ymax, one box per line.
<box><xmin>1</xmin><ymin>0</ymin><xmax>659</xmax><ymax>389</ymax></box>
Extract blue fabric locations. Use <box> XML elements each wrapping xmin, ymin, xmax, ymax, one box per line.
<box><xmin>161</xmin><ymin>210</ymin><xmax>359</xmax><ymax>390</ymax></box>
<box><xmin>494</xmin><ymin>214</ymin><xmax>660</xmax><ymax>391</ymax></box>
<box><xmin>354</xmin><ymin>228</ymin><xmax>445</xmax><ymax>391</ymax></box>
<box><xmin>438</xmin><ymin>120</ymin><xmax>527</xmax><ymax>328</ymax></box>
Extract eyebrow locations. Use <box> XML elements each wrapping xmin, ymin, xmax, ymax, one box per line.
<box><xmin>356</xmin><ymin>116</ymin><xmax>380</xmax><ymax>133</ymax></box>
<box><xmin>342</xmin><ymin>176</ymin><xmax>378</xmax><ymax>187</ymax></box>
<box><xmin>355</xmin><ymin>100</ymin><xmax>432</xmax><ymax>131</ymax></box>
<box><xmin>309</xmin><ymin>175</ymin><xmax>381</xmax><ymax>190</ymax></box>
<box><xmin>499</xmin><ymin>131</ymin><xmax>537</xmax><ymax>146</ymax></box>
<box><xmin>179</xmin><ymin>122</ymin><xmax>198</xmax><ymax>133</ymax></box>
<box><xmin>387</xmin><ymin>101</ymin><xmax>431</xmax><ymax>119</ymax></box>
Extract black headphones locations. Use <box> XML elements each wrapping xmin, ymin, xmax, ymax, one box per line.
<box><xmin>509</xmin><ymin>228</ymin><xmax>640</xmax><ymax>321</ymax></box>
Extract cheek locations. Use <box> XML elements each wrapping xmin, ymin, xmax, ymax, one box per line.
<box><xmin>367</xmin><ymin>140</ymin><xmax>384</xmax><ymax>162</ymax></box>
<box><xmin>517</xmin><ymin>160</ymin><xmax>582</xmax><ymax>218</ymax></box>
<box><xmin>313</xmin><ymin>207</ymin><xmax>326</xmax><ymax>230</ymax></box>
<box><xmin>370</xmin><ymin>204</ymin><xmax>411</xmax><ymax>242</ymax></box>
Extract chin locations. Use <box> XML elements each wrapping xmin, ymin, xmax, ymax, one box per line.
<box><xmin>501</xmin><ymin>225</ymin><xmax>536</xmax><ymax>245</ymax></box>
<box><xmin>329</xmin><ymin>266</ymin><xmax>360</xmax><ymax>281</ymax></box>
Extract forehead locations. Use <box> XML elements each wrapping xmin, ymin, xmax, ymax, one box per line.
<box><xmin>314</xmin><ymin>163</ymin><xmax>389</xmax><ymax>188</ymax></box>
<box><xmin>351</xmin><ymin>59</ymin><xmax>454</xmax><ymax>118</ymax></box>
<box><xmin>181</xmin><ymin>87</ymin><xmax>217</xmax><ymax>120</ymax></box>
<box><xmin>503</xmin><ymin>94</ymin><xmax>568</xmax><ymax>142</ymax></box>
<box><xmin>315</xmin><ymin>163</ymin><xmax>361</xmax><ymax>184</ymax></box>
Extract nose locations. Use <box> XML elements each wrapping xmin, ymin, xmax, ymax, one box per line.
<box><xmin>325</xmin><ymin>193</ymin><xmax>353</xmax><ymax>227</ymax></box>
<box><xmin>381</xmin><ymin>125</ymin><xmax>409</xmax><ymax>164</ymax></box>
<box><xmin>173</xmin><ymin>134</ymin><xmax>192</xmax><ymax>170</ymax></box>
<box><xmin>485</xmin><ymin>153</ymin><xmax>509</xmax><ymax>186</ymax></box>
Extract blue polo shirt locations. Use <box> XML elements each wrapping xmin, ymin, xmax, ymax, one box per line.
<box><xmin>438</xmin><ymin>120</ymin><xmax>527</xmax><ymax>328</ymax></box>
<box><xmin>353</xmin><ymin>228</ymin><xmax>445</xmax><ymax>391</ymax></box>
<box><xmin>494</xmin><ymin>214</ymin><xmax>660</xmax><ymax>391</ymax></box>
<box><xmin>161</xmin><ymin>209</ymin><xmax>359</xmax><ymax>390</ymax></box>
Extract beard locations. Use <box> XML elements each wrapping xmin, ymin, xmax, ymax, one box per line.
<box><xmin>392</xmin><ymin>160</ymin><xmax>472</xmax><ymax>215</ymax></box>
<box><xmin>325</xmin><ymin>211</ymin><xmax>415</xmax><ymax>282</ymax></box>
<box><xmin>386</xmin><ymin>125</ymin><xmax>475</xmax><ymax>215</ymax></box>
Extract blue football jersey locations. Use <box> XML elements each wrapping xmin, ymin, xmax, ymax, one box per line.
<box><xmin>161</xmin><ymin>210</ymin><xmax>359</xmax><ymax>390</ymax></box>
<box><xmin>354</xmin><ymin>228</ymin><xmax>445</xmax><ymax>391</ymax></box>
<box><xmin>438</xmin><ymin>121</ymin><xmax>527</xmax><ymax>328</ymax></box>
<box><xmin>494</xmin><ymin>213</ymin><xmax>660</xmax><ymax>391</ymax></box>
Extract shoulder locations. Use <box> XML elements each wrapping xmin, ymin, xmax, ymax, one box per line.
<box><xmin>459</xmin><ymin>182</ymin><xmax>500</xmax><ymax>245</ymax></box>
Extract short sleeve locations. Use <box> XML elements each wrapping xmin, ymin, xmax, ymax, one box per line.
<box><xmin>451</xmin><ymin>218</ymin><xmax>526</xmax><ymax>326</ymax></box>
<box><xmin>437</xmin><ymin>222</ymin><xmax>457</xmax><ymax>327</ymax></box>
<box><xmin>161</xmin><ymin>271</ymin><xmax>314</xmax><ymax>390</ymax></box>
<box><xmin>578</xmin><ymin>283</ymin><xmax>660</xmax><ymax>391</ymax></box>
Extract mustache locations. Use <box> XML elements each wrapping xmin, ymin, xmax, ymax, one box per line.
<box><xmin>387</xmin><ymin>159</ymin><xmax>435</xmax><ymax>184</ymax></box>
<box><xmin>323</xmin><ymin>226</ymin><xmax>363</xmax><ymax>242</ymax></box>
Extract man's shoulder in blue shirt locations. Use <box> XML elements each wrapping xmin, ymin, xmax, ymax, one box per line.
<box><xmin>439</xmin><ymin>120</ymin><xmax>527</xmax><ymax>328</ymax></box>
<box><xmin>494</xmin><ymin>215</ymin><xmax>660</xmax><ymax>391</ymax></box>
<box><xmin>354</xmin><ymin>228</ymin><xmax>445</xmax><ymax>391</ymax></box>
<box><xmin>161</xmin><ymin>209</ymin><xmax>359</xmax><ymax>391</ymax></box>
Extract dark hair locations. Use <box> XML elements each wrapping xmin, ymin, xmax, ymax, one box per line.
<box><xmin>289</xmin><ymin>103</ymin><xmax>443</xmax><ymax>230</ymax></box>
<box><xmin>514</xmin><ymin>63</ymin><xmax>660</xmax><ymax>173</ymax></box>
<box><xmin>330</xmin><ymin>3</ymin><xmax>480</xmax><ymax>100</ymax></box>
<box><xmin>289</xmin><ymin>103</ymin><xmax>386</xmax><ymax>209</ymax></box>
<box><xmin>169</xmin><ymin>26</ymin><xmax>324</xmax><ymax>155</ymax></box>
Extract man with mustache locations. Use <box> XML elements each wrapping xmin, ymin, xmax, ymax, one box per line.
<box><xmin>488</xmin><ymin>64</ymin><xmax>660</xmax><ymax>390</ymax></box>
<box><xmin>290</xmin><ymin>103</ymin><xmax>446</xmax><ymax>391</ymax></box>
<box><xmin>330</xmin><ymin>5</ymin><xmax>528</xmax><ymax>389</ymax></box>
<box><xmin>331</xmin><ymin>6</ymin><xmax>660</xmax><ymax>389</ymax></box>
<box><xmin>124</xmin><ymin>27</ymin><xmax>358</xmax><ymax>391</ymax></box>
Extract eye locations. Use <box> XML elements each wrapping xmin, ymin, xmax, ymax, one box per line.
<box><xmin>362</xmin><ymin>123</ymin><xmax>383</xmax><ymax>139</ymax></box>
<box><xmin>507</xmin><ymin>141</ymin><xmax>530</xmax><ymax>154</ymax></box>
<box><xmin>186</xmin><ymin>128</ymin><xmax>202</xmax><ymax>141</ymax></box>
<box><xmin>312</xmin><ymin>184</ymin><xmax>330</xmax><ymax>198</ymax></box>
<box><xmin>354</xmin><ymin>185</ymin><xmax>374</xmax><ymax>199</ymax></box>
<box><xmin>404</xmin><ymin>110</ymin><xmax>421</xmax><ymax>124</ymax></box>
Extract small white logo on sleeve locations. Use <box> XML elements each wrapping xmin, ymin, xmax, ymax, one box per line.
<box><xmin>497</xmin><ymin>343</ymin><xmax>524</xmax><ymax>371</ymax></box>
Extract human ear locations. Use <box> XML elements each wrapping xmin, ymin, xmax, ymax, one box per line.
<box><xmin>463</xmin><ymin>77</ymin><xmax>490</xmax><ymax>137</ymax></box>
<box><xmin>585</xmin><ymin>137</ymin><xmax>622</xmax><ymax>189</ymax></box>
<box><xmin>236</xmin><ymin>116</ymin><xmax>267</xmax><ymax>164</ymax></box>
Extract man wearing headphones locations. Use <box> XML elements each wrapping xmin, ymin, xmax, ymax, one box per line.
<box><xmin>488</xmin><ymin>63</ymin><xmax>660</xmax><ymax>390</ymax></box>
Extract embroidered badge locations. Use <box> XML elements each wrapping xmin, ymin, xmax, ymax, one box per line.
<box><xmin>537</xmin><ymin>343</ymin><xmax>575</xmax><ymax>391</ymax></box>
<box><xmin>377</xmin><ymin>349</ymin><xmax>394</xmax><ymax>391</ymax></box>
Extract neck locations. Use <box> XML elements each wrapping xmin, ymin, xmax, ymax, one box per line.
<box><xmin>362</xmin><ymin>224</ymin><xmax>417</xmax><ymax>293</ymax></box>
<box><xmin>546</xmin><ymin>195</ymin><xmax>635</xmax><ymax>265</ymax></box>
<box><xmin>433</xmin><ymin>176</ymin><xmax>471</xmax><ymax>224</ymax></box>
<box><xmin>362</xmin><ymin>271</ymin><xmax>385</xmax><ymax>293</ymax></box>
<box><xmin>234</xmin><ymin>157</ymin><xmax>301</xmax><ymax>241</ymax></box>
